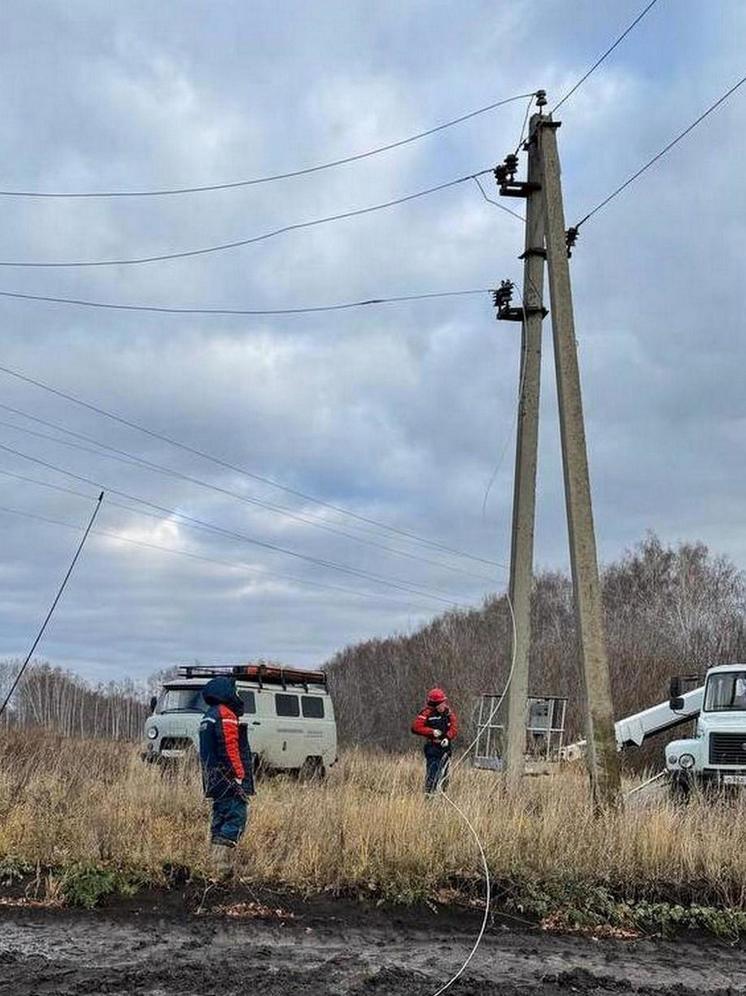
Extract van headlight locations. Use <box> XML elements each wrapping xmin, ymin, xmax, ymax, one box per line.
<box><xmin>679</xmin><ymin>753</ymin><xmax>695</xmax><ymax>769</ymax></box>
<box><xmin>147</xmin><ymin>726</ymin><xmax>158</xmax><ymax>740</ymax></box>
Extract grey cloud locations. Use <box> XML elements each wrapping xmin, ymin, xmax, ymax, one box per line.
<box><xmin>1</xmin><ymin>0</ymin><xmax>744</xmax><ymax>680</ymax></box>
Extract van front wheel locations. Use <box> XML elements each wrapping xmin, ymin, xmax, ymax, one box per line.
<box><xmin>299</xmin><ymin>757</ymin><xmax>326</xmax><ymax>782</ymax></box>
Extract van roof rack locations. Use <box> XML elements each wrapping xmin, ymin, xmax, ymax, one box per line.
<box><xmin>175</xmin><ymin>663</ymin><xmax>327</xmax><ymax>692</ymax></box>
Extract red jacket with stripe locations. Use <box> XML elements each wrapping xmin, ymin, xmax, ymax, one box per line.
<box><xmin>411</xmin><ymin>706</ymin><xmax>458</xmax><ymax>744</ymax></box>
<box><xmin>198</xmin><ymin>677</ymin><xmax>255</xmax><ymax>799</ymax></box>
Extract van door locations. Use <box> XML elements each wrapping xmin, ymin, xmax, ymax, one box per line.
<box><xmin>236</xmin><ymin>685</ymin><xmax>262</xmax><ymax>766</ymax></box>
<box><xmin>272</xmin><ymin>691</ymin><xmax>306</xmax><ymax>768</ymax></box>
<box><xmin>300</xmin><ymin>693</ymin><xmax>335</xmax><ymax>765</ymax></box>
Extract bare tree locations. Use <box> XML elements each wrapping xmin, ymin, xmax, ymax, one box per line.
<box><xmin>326</xmin><ymin>534</ymin><xmax>746</xmax><ymax>767</ymax></box>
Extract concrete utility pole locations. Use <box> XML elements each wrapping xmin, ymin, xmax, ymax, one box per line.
<box><xmin>537</xmin><ymin>116</ymin><xmax>621</xmax><ymax>808</ymax></box>
<box><xmin>504</xmin><ymin>112</ymin><xmax>547</xmax><ymax>785</ymax></box>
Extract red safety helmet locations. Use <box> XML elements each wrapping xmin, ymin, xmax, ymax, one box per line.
<box><xmin>427</xmin><ymin>687</ymin><xmax>447</xmax><ymax>706</ymax></box>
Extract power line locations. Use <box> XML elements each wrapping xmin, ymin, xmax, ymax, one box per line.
<box><xmin>472</xmin><ymin>176</ymin><xmax>524</xmax><ymax>221</ymax></box>
<box><xmin>551</xmin><ymin>0</ymin><xmax>662</xmax><ymax>113</ymax></box>
<box><xmin>0</xmin><ymin>440</ymin><xmax>474</xmax><ymax>608</ymax></box>
<box><xmin>0</xmin><ymin>485</ymin><xmax>447</xmax><ymax>610</ymax></box>
<box><xmin>0</xmin><ymin>93</ymin><xmax>535</xmax><ymax>198</ymax></box>
<box><xmin>0</xmin><ymin>492</ymin><xmax>103</xmax><ymax>720</ymax></box>
<box><xmin>513</xmin><ymin>96</ymin><xmax>534</xmax><ymax>155</ymax></box>
<box><xmin>0</xmin><ymin>169</ymin><xmax>503</xmax><ymax>268</ymax></box>
<box><xmin>0</xmin><ymin>404</ymin><xmax>501</xmax><ymax>581</ymax></box>
<box><xmin>0</xmin><ymin>286</ymin><xmax>490</xmax><ymax>317</ymax></box>
<box><xmin>574</xmin><ymin>73</ymin><xmax>746</xmax><ymax>228</ymax></box>
<box><xmin>0</xmin><ymin>361</ymin><xmax>503</xmax><ymax>569</ymax></box>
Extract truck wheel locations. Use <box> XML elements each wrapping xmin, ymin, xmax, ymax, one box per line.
<box><xmin>668</xmin><ymin>773</ymin><xmax>691</xmax><ymax>805</ymax></box>
<box><xmin>299</xmin><ymin>757</ymin><xmax>326</xmax><ymax>782</ymax></box>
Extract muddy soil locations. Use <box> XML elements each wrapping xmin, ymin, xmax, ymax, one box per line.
<box><xmin>1</xmin><ymin>890</ymin><xmax>744</xmax><ymax>995</ymax></box>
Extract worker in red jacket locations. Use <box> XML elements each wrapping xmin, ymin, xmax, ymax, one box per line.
<box><xmin>411</xmin><ymin>687</ymin><xmax>458</xmax><ymax>794</ymax></box>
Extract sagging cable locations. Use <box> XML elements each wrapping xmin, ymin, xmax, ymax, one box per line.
<box><xmin>0</xmin><ymin>491</ymin><xmax>104</xmax><ymax>720</ymax></box>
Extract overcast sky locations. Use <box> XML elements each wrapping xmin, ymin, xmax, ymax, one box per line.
<box><xmin>0</xmin><ymin>0</ymin><xmax>744</xmax><ymax>682</ymax></box>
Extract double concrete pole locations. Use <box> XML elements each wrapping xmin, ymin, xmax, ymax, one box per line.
<box><xmin>503</xmin><ymin>109</ymin><xmax>621</xmax><ymax>808</ymax></box>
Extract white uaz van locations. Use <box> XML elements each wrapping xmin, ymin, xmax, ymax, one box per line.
<box><xmin>143</xmin><ymin>664</ymin><xmax>337</xmax><ymax>778</ymax></box>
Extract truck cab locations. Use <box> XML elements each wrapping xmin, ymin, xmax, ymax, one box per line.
<box><xmin>142</xmin><ymin>663</ymin><xmax>337</xmax><ymax>778</ymax></box>
<box><xmin>667</xmin><ymin>664</ymin><xmax>746</xmax><ymax>794</ymax></box>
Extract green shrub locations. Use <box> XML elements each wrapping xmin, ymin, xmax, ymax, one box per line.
<box><xmin>60</xmin><ymin>864</ymin><xmax>140</xmax><ymax>909</ymax></box>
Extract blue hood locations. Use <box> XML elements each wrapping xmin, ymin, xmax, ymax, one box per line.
<box><xmin>202</xmin><ymin>676</ymin><xmax>244</xmax><ymax>716</ymax></box>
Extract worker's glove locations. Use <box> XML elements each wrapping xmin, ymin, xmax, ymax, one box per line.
<box><xmin>440</xmin><ymin>737</ymin><xmax>450</xmax><ymax>748</ymax></box>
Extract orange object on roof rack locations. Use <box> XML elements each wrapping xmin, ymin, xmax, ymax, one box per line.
<box><xmin>176</xmin><ymin>663</ymin><xmax>327</xmax><ymax>690</ymax></box>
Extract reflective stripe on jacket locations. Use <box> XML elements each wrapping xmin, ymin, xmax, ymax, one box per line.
<box><xmin>199</xmin><ymin>677</ymin><xmax>255</xmax><ymax>799</ymax></box>
<box><xmin>411</xmin><ymin>706</ymin><xmax>458</xmax><ymax>749</ymax></box>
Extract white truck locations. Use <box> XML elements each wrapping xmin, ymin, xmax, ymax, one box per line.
<box><xmin>565</xmin><ymin>663</ymin><xmax>746</xmax><ymax>798</ymax></box>
<box><xmin>142</xmin><ymin>664</ymin><xmax>338</xmax><ymax>778</ymax></box>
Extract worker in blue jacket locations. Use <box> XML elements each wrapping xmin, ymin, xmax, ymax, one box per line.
<box><xmin>199</xmin><ymin>677</ymin><xmax>255</xmax><ymax>866</ymax></box>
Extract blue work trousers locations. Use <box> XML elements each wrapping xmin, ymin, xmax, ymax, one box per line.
<box><xmin>424</xmin><ymin>747</ymin><xmax>451</xmax><ymax>794</ymax></box>
<box><xmin>210</xmin><ymin>794</ymin><xmax>248</xmax><ymax>844</ymax></box>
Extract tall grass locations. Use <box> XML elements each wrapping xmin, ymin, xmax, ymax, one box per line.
<box><xmin>2</xmin><ymin>731</ymin><xmax>746</xmax><ymax>909</ymax></box>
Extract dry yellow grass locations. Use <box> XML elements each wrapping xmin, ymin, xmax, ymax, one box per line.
<box><xmin>1</xmin><ymin>731</ymin><xmax>746</xmax><ymax>909</ymax></box>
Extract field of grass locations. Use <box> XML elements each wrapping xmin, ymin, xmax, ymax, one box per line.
<box><xmin>2</xmin><ymin>730</ymin><xmax>746</xmax><ymax>930</ymax></box>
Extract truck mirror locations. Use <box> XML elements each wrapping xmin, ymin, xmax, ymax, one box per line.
<box><xmin>149</xmin><ymin>696</ymin><xmax>157</xmax><ymax>714</ymax></box>
<box><xmin>669</xmin><ymin>696</ymin><xmax>685</xmax><ymax>711</ymax></box>
<box><xmin>669</xmin><ymin>676</ymin><xmax>681</xmax><ymax>699</ymax></box>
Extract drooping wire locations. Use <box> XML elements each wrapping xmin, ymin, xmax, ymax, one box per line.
<box><xmin>573</xmin><ymin>73</ymin><xmax>746</xmax><ymax>229</ymax></box>
<box><xmin>0</xmin><ymin>405</ymin><xmax>503</xmax><ymax>581</ymax></box>
<box><xmin>513</xmin><ymin>95</ymin><xmax>535</xmax><ymax>155</ymax></box>
<box><xmin>0</xmin><ymin>493</ymin><xmax>452</xmax><ymax>610</ymax></box>
<box><xmin>551</xmin><ymin>0</ymin><xmax>663</xmax><ymax>113</ymax></box>
<box><xmin>0</xmin><ymin>93</ymin><xmax>536</xmax><ymax>198</ymax></box>
<box><xmin>471</xmin><ymin>176</ymin><xmax>525</xmax><ymax>222</ymax></box>
<box><xmin>0</xmin><ymin>362</ymin><xmax>504</xmax><ymax>569</ymax></box>
<box><xmin>0</xmin><ymin>286</ymin><xmax>491</xmax><ymax>317</ymax></box>
<box><xmin>0</xmin><ymin>169</ymin><xmax>502</xmax><ymax>268</ymax></box>
<box><xmin>0</xmin><ymin>491</ymin><xmax>103</xmax><ymax>720</ymax></box>
<box><xmin>427</xmin><ymin>592</ymin><xmax>517</xmax><ymax>996</ymax></box>
<box><xmin>0</xmin><ymin>440</ymin><xmax>473</xmax><ymax>608</ymax></box>
<box><xmin>481</xmin><ymin>278</ymin><xmax>535</xmax><ymax>521</ymax></box>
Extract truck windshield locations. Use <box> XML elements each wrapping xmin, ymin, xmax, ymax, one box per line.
<box><xmin>704</xmin><ymin>672</ymin><xmax>746</xmax><ymax>711</ymax></box>
<box><xmin>158</xmin><ymin>687</ymin><xmax>207</xmax><ymax>713</ymax></box>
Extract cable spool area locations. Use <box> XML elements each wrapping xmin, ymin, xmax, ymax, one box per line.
<box><xmin>3</xmin><ymin>2</ymin><xmax>746</xmax><ymax>994</ymax></box>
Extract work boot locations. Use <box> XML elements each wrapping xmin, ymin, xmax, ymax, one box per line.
<box><xmin>209</xmin><ymin>838</ymin><xmax>236</xmax><ymax>880</ymax></box>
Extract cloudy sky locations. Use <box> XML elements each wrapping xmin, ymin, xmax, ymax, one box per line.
<box><xmin>0</xmin><ymin>0</ymin><xmax>744</xmax><ymax>682</ymax></box>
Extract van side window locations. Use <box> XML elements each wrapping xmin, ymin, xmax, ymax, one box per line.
<box><xmin>238</xmin><ymin>689</ymin><xmax>256</xmax><ymax>714</ymax></box>
<box><xmin>301</xmin><ymin>696</ymin><xmax>325</xmax><ymax>719</ymax></box>
<box><xmin>275</xmin><ymin>693</ymin><xmax>300</xmax><ymax>717</ymax></box>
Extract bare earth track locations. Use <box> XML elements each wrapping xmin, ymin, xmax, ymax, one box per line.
<box><xmin>1</xmin><ymin>893</ymin><xmax>745</xmax><ymax>996</ymax></box>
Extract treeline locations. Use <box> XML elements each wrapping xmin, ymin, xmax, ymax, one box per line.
<box><xmin>325</xmin><ymin>535</ymin><xmax>746</xmax><ymax>761</ymax></box>
<box><xmin>0</xmin><ymin>661</ymin><xmax>152</xmax><ymax>740</ymax></box>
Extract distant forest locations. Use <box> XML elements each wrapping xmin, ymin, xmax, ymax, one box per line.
<box><xmin>3</xmin><ymin>535</ymin><xmax>745</xmax><ymax>760</ymax></box>
<box><xmin>0</xmin><ymin>661</ymin><xmax>162</xmax><ymax>741</ymax></box>
<box><xmin>326</xmin><ymin>534</ymin><xmax>746</xmax><ymax>761</ymax></box>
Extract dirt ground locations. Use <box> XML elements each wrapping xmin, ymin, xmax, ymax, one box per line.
<box><xmin>1</xmin><ymin>890</ymin><xmax>745</xmax><ymax>996</ymax></box>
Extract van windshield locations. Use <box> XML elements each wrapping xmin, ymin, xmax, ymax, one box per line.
<box><xmin>159</xmin><ymin>686</ymin><xmax>207</xmax><ymax>713</ymax></box>
<box><xmin>704</xmin><ymin>672</ymin><xmax>746</xmax><ymax>712</ymax></box>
